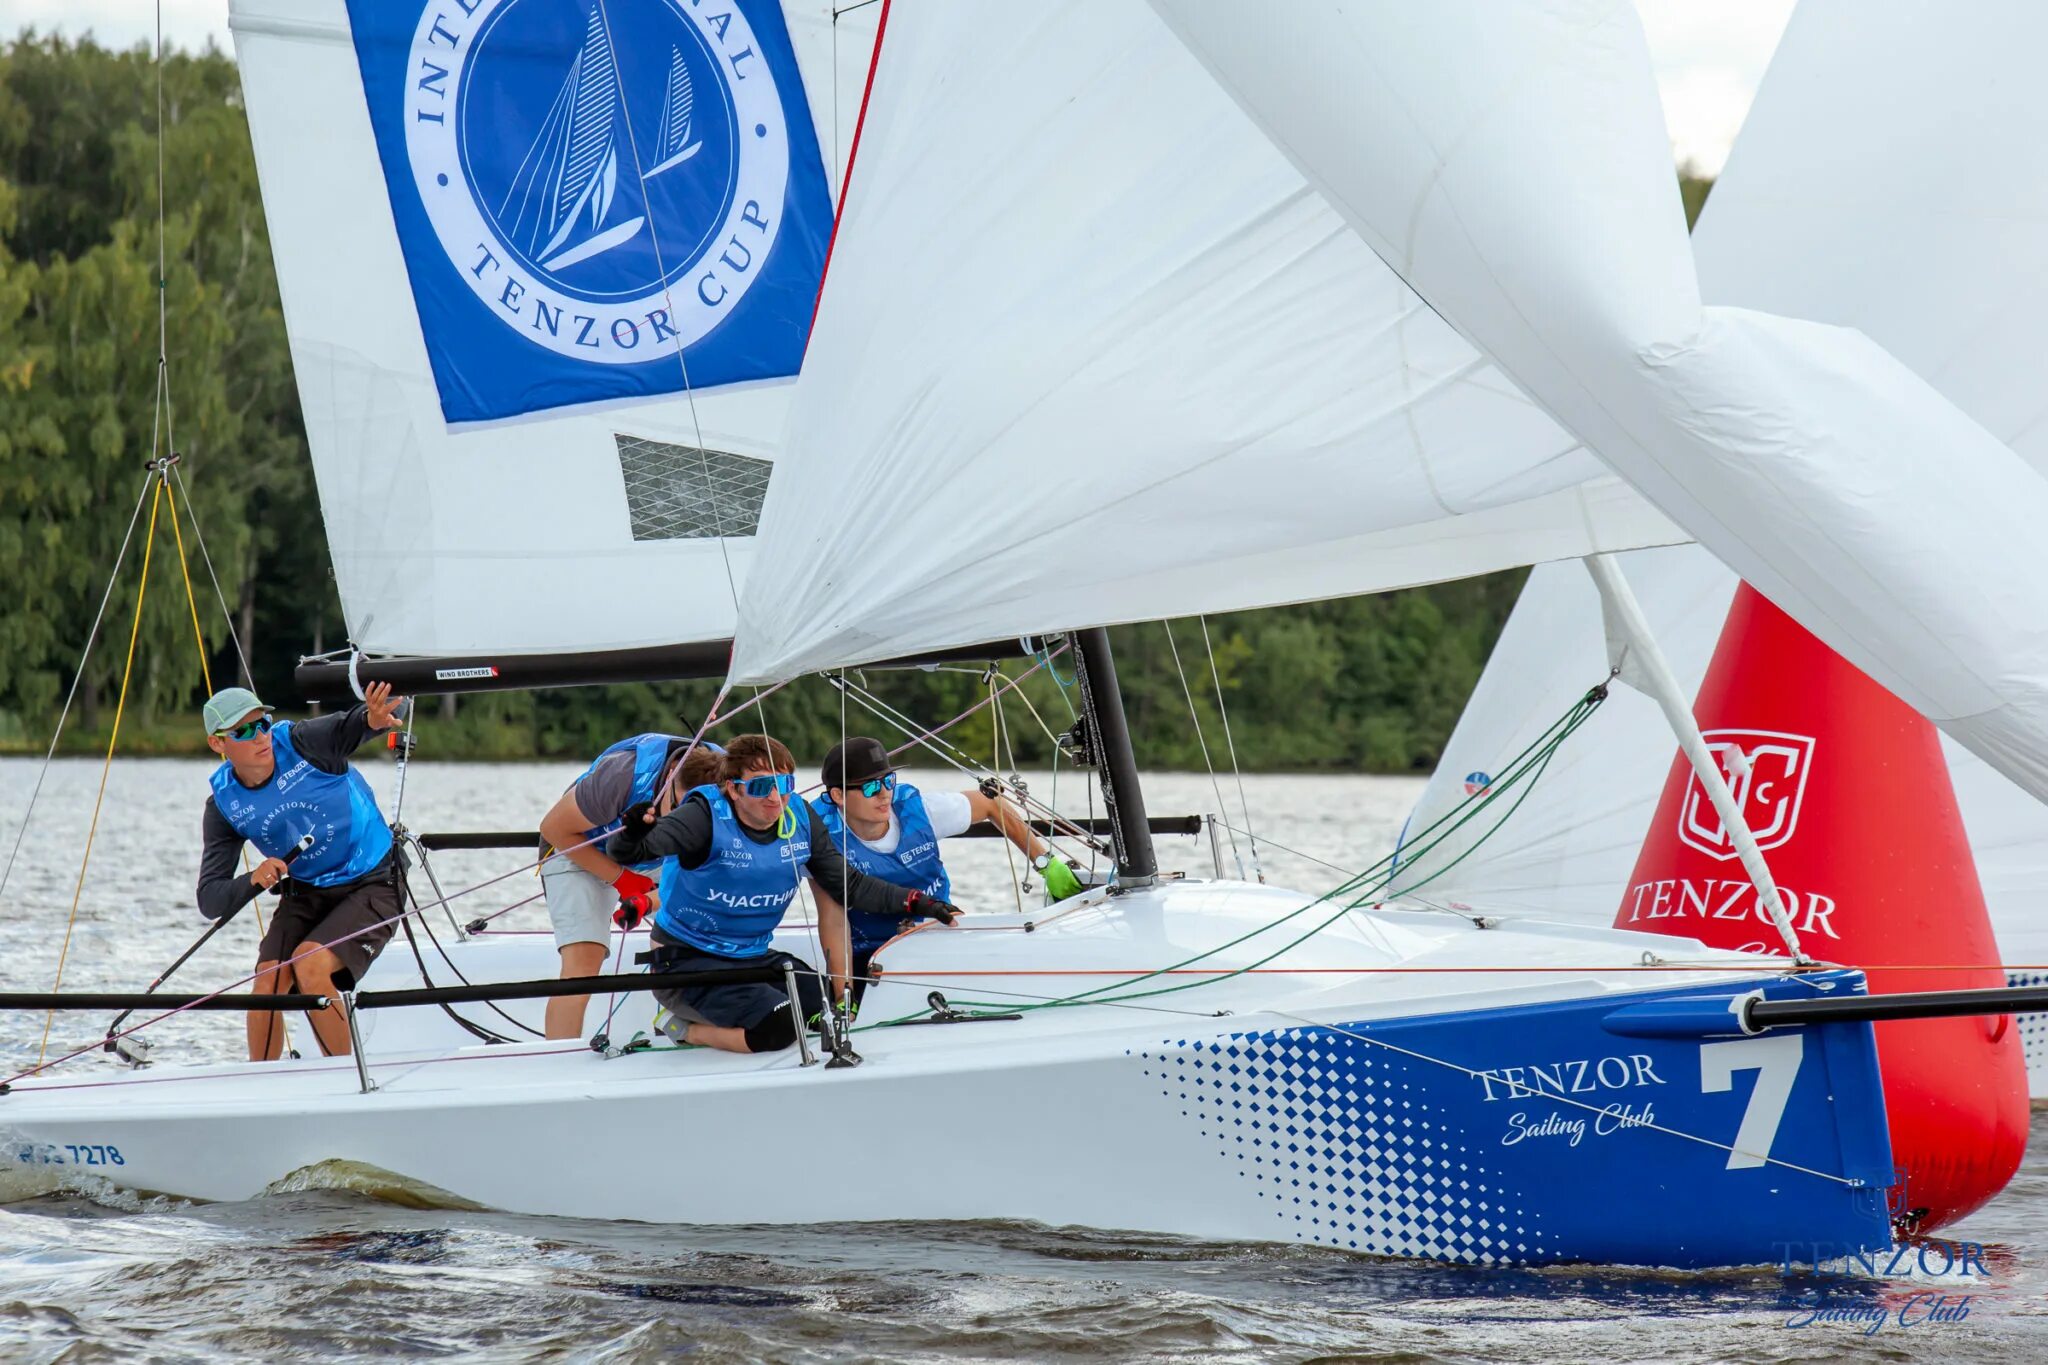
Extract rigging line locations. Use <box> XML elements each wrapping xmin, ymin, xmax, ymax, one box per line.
<box><xmin>455</xmin><ymin>888</ymin><xmax>545</xmax><ymax>931</ymax></box>
<box><xmin>0</xmin><ymin>469</ymin><xmax>154</xmax><ymax>916</ymax></box>
<box><xmin>590</xmin><ymin>0</ymin><xmax>742</xmax><ymax>626</ymax></box>
<box><xmin>990</xmin><ymin>667</ymin><xmax>1026</xmax><ymax>913</ymax></box>
<box><xmin>1163</xmin><ymin>620</ymin><xmax>1241</xmax><ymax>878</ymax></box>
<box><xmin>833</xmin><ymin>0</ymin><xmax>882</xmax><ymax>14</ymax></box>
<box><xmin>930</xmin><ymin>691</ymin><xmax>1602</xmax><ymax>1018</ymax></box>
<box><xmin>10</xmin><ymin>823</ymin><xmax>630</xmax><ymax>1087</ymax></box>
<box><xmin>832</xmin><ymin>659</ymin><xmax>1096</xmax><ymax>850</ymax></box>
<box><xmin>1263</xmin><ymin>1010</ymin><xmax>1857</xmax><ymax>1187</ymax></box>
<box><xmin>1198</xmin><ymin>615</ymin><xmax>1261</xmax><ymax>882</ymax></box>
<box><xmin>835</xmin><ymin>677</ymin><xmax>1094</xmax><ymax>858</ymax></box>
<box><xmin>168</xmin><ymin>466</ymin><xmax>253</xmax><ymax>687</ymax></box>
<box><xmin>1209</xmin><ymin>820</ymin><xmax>1358</xmax><ymax>882</ymax></box>
<box><xmin>163</xmin><ymin>472</ymin><xmax>290</xmax><ymax>1051</ymax></box>
<box><xmin>37</xmin><ymin>482</ymin><xmax>165</xmax><ymax>1066</ymax></box>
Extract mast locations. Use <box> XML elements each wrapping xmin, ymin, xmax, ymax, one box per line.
<box><xmin>1072</xmin><ymin>627</ymin><xmax>1158</xmax><ymax>888</ymax></box>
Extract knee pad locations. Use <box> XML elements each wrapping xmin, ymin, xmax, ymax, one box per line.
<box><xmin>743</xmin><ymin>1006</ymin><xmax>798</xmax><ymax>1054</ymax></box>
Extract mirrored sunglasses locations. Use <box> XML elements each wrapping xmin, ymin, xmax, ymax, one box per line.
<box><xmin>735</xmin><ymin>772</ymin><xmax>796</xmax><ymax>799</ymax></box>
<box><xmin>220</xmin><ymin>715</ymin><xmax>274</xmax><ymax>742</ymax></box>
<box><xmin>856</xmin><ymin>771</ymin><xmax>899</xmax><ymax>799</ymax></box>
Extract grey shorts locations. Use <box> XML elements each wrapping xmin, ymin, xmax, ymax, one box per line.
<box><xmin>542</xmin><ymin>855</ymin><xmax>616</xmax><ymax>950</ymax></box>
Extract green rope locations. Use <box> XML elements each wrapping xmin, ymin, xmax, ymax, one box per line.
<box><xmin>861</xmin><ymin>680</ymin><xmax>1611</xmax><ymax>1028</ymax></box>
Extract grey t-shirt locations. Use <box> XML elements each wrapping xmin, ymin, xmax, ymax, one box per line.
<box><xmin>570</xmin><ymin>749</ymin><xmax>639</xmax><ymax>830</ymax></box>
<box><xmin>539</xmin><ymin>749</ymin><xmax>641</xmax><ymax>859</ymax></box>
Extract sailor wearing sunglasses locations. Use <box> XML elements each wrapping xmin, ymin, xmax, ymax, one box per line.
<box><xmin>195</xmin><ymin>680</ymin><xmax>407</xmax><ymax>1061</ymax></box>
<box><xmin>809</xmin><ymin>737</ymin><xmax>1086</xmax><ymax>1007</ymax></box>
<box><xmin>606</xmin><ymin>733</ymin><xmax>962</xmax><ymax>1055</ymax></box>
<box><xmin>533</xmin><ymin>735</ymin><xmax>726</xmax><ymax>1040</ymax></box>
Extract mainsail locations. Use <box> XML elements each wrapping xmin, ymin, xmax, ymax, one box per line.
<box><xmin>227</xmin><ymin>0</ymin><xmax>868</xmax><ymax>658</ymax></box>
<box><xmin>727</xmin><ymin>0</ymin><xmax>1684</xmax><ymax>683</ymax></box>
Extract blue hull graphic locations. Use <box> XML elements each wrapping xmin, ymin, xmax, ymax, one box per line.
<box><xmin>1138</xmin><ymin>970</ymin><xmax>1893</xmax><ymax>1267</ymax></box>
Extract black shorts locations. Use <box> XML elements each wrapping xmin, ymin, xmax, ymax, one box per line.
<box><xmin>258</xmin><ymin>871</ymin><xmax>404</xmax><ymax>984</ymax></box>
<box><xmin>648</xmin><ymin>944</ymin><xmax>826</xmax><ymax>1030</ymax></box>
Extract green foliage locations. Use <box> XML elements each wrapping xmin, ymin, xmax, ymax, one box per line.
<box><xmin>0</xmin><ymin>32</ymin><xmax>1630</xmax><ymax>772</ymax></box>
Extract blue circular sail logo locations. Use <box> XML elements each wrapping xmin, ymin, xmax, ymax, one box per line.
<box><xmin>402</xmin><ymin>0</ymin><xmax>791</xmax><ymax>364</ymax></box>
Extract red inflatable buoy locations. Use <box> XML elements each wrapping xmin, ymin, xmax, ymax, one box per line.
<box><xmin>1615</xmin><ymin>583</ymin><xmax>2026</xmax><ymax>1232</ymax></box>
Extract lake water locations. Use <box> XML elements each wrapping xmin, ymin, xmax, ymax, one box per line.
<box><xmin>1</xmin><ymin>755</ymin><xmax>2042</xmax><ymax>1361</ymax></box>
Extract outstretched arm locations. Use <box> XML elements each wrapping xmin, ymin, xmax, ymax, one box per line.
<box><xmin>803</xmin><ymin>808</ymin><xmax>946</xmax><ymax>920</ymax></box>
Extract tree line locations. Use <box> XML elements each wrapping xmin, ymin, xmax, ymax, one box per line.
<box><xmin>3</xmin><ymin>35</ymin><xmax>1709</xmax><ymax>773</ymax></box>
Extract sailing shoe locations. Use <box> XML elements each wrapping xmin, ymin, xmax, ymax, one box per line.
<box><xmin>650</xmin><ymin>1005</ymin><xmax>688</xmax><ymax>1042</ymax></box>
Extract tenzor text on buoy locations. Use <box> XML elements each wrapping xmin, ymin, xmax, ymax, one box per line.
<box><xmin>1616</xmin><ymin>583</ymin><xmax>2025</xmax><ymax>1232</ymax></box>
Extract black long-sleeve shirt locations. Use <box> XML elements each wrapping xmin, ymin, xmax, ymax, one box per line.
<box><xmin>607</xmin><ymin>793</ymin><xmax>918</xmax><ymax>920</ymax></box>
<box><xmin>195</xmin><ymin>705</ymin><xmax>392</xmax><ymax>920</ymax></box>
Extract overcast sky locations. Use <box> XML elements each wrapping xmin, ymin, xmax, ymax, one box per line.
<box><xmin>6</xmin><ymin>0</ymin><xmax>1796</xmax><ymax>175</ymax></box>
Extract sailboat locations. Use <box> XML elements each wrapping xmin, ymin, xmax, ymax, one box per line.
<box><xmin>7</xmin><ymin>0</ymin><xmax>2037</xmax><ymax>1268</ymax></box>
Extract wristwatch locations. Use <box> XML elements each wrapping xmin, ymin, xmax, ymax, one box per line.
<box><xmin>1030</xmin><ymin>851</ymin><xmax>1054</xmax><ymax>872</ymax></box>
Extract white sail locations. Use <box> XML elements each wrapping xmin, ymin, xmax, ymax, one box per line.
<box><xmin>1153</xmin><ymin>0</ymin><xmax>2048</xmax><ymax>805</ymax></box>
<box><xmin>228</xmin><ymin>0</ymin><xmax>875</xmax><ymax>657</ymax></box>
<box><xmin>725</xmin><ymin>0</ymin><xmax>1684</xmax><ymax>683</ymax></box>
<box><xmin>1401</xmin><ymin>0</ymin><xmax>2048</xmax><ymax>967</ymax></box>
<box><xmin>1407</xmin><ymin>549</ymin><xmax>2048</xmax><ymax>973</ymax></box>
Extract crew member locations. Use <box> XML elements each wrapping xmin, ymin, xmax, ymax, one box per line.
<box><xmin>606</xmin><ymin>734</ymin><xmax>959</xmax><ymax>1054</ymax></box>
<box><xmin>810</xmin><ymin>736</ymin><xmax>1085</xmax><ymax>1005</ymax></box>
<box><xmin>535</xmin><ymin>734</ymin><xmax>723</xmax><ymax>1039</ymax></box>
<box><xmin>196</xmin><ymin>681</ymin><xmax>407</xmax><ymax>1061</ymax></box>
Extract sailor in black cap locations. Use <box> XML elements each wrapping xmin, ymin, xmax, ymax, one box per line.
<box><xmin>810</xmin><ymin>736</ymin><xmax>1085</xmax><ymax>1006</ymax></box>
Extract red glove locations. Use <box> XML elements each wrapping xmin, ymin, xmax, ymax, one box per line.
<box><xmin>611</xmin><ymin>868</ymin><xmax>656</xmax><ymax>900</ymax></box>
<box><xmin>611</xmin><ymin>869</ymin><xmax>657</xmax><ymax>931</ymax></box>
<box><xmin>613</xmin><ymin>894</ymin><xmax>652</xmax><ymax>931</ymax></box>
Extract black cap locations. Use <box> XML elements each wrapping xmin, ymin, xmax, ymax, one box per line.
<box><xmin>821</xmin><ymin>736</ymin><xmax>892</xmax><ymax>790</ymax></box>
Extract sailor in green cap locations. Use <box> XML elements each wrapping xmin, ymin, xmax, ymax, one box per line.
<box><xmin>196</xmin><ymin>680</ymin><xmax>407</xmax><ymax>1060</ymax></box>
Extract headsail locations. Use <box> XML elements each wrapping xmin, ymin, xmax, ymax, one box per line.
<box><xmin>726</xmin><ymin>0</ymin><xmax>1683</xmax><ymax>683</ymax></box>
<box><xmin>228</xmin><ymin>0</ymin><xmax>871</xmax><ymax>658</ymax></box>
<box><xmin>1401</xmin><ymin>0</ymin><xmax>2048</xmax><ymax>965</ymax></box>
<box><xmin>1155</xmin><ymin>0</ymin><xmax>2048</xmax><ymax>805</ymax></box>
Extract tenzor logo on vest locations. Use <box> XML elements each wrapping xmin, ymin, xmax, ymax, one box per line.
<box><xmin>1677</xmin><ymin>729</ymin><xmax>1816</xmax><ymax>860</ymax></box>
<box><xmin>347</xmin><ymin>0</ymin><xmax>832</xmax><ymax>422</ymax></box>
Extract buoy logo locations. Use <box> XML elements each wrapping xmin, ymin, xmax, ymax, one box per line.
<box><xmin>1678</xmin><ymin>729</ymin><xmax>1816</xmax><ymax>861</ymax></box>
<box><xmin>401</xmin><ymin>0</ymin><xmax>792</xmax><ymax>364</ymax></box>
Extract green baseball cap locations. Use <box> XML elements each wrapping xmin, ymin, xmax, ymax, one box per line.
<box><xmin>202</xmin><ymin>686</ymin><xmax>269</xmax><ymax>735</ymax></box>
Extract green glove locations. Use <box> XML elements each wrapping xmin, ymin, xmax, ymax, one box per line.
<box><xmin>1041</xmin><ymin>854</ymin><xmax>1084</xmax><ymax>902</ymax></box>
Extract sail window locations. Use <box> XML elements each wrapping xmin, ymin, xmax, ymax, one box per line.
<box><xmin>615</xmin><ymin>435</ymin><xmax>772</xmax><ymax>541</ymax></box>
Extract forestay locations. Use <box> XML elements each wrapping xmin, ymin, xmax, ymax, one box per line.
<box><xmin>228</xmin><ymin>0</ymin><xmax>877</xmax><ymax>657</ymax></box>
<box><xmin>726</xmin><ymin>0</ymin><xmax>1683</xmax><ymax>684</ymax></box>
<box><xmin>1153</xmin><ymin>0</ymin><xmax>2048</xmax><ymax>803</ymax></box>
<box><xmin>1395</xmin><ymin>0</ymin><xmax>2048</xmax><ymax>964</ymax></box>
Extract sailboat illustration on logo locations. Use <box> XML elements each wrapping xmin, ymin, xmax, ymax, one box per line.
<box><xmin>495</xmin><ymin>8</ymin><xmax>702</xmax><ymax>276</ymax></box>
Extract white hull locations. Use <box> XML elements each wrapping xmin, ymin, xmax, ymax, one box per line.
<box><xmin>2</xmin><ymin>882</ymin><xmax>1896</xmax><ymax>1266</ymax></box>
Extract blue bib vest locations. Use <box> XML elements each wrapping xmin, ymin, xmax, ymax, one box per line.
<box><xmin>208</xmin><ymin>720</ymin><xmax>393</xmax><ymax>888</ymax></box>
<box><xmin>572</xmin><ymin>732</ymin><xmax>692</xmax><ymax>845</ymax></box>
<box><xmin>653</xmin><ymin>786</ymin><xmax>810</xmax><ymax>958</ymax></box>
<box><xmin>810</xmin><ymin>784</ymin><xmax>952</xmax><ymax>953</ymax></box>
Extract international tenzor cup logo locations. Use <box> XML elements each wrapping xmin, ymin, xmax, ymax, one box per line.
<box><xmin>403</xmin><ymin>0</ymin><xmax>791</xmax><ymax>364</ymax></box>
<box><xmin>1678</xmin><ymin>729</ymin><xmax>1817</xmax><ymax>861</ymax></box>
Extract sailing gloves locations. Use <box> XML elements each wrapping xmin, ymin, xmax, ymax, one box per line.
<box><xmin>1041</xmin><ymin>855</ymin><xmax>1084</xmax><ymax>902</ymax></box>
<box><xmin>611</xmin><ymin>867</ymin><xmax>657</xmax><ymax>930</ymax></box>
<box><xmin>904</xmin><ymin>889</ymin><xmax>961</xmax><ymax>925</ymax></box>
